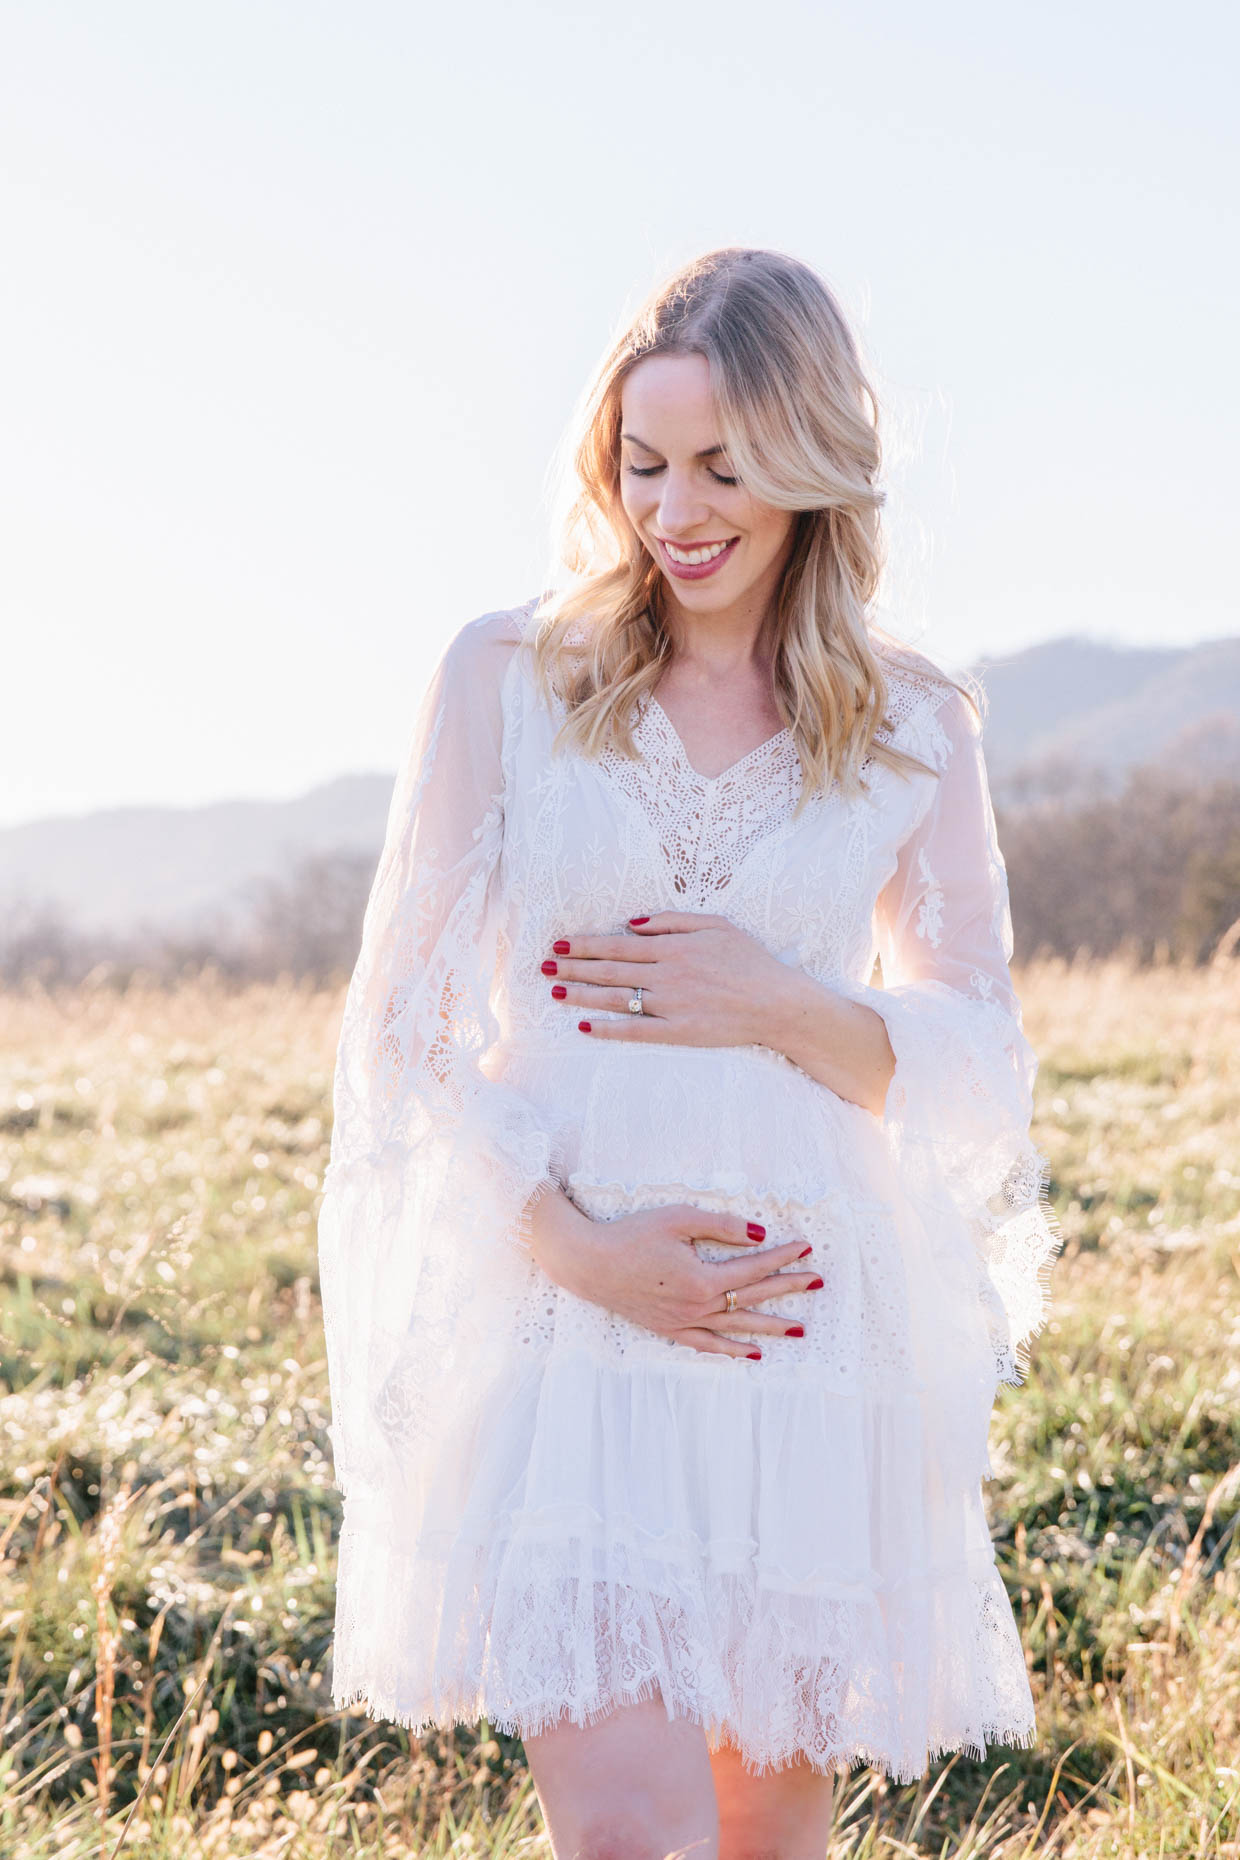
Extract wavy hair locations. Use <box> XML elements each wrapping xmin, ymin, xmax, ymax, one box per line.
<box><xmin>528</xmin><ymin>246</ymin><xmax>979</xmax><ymax>813</ymax></box>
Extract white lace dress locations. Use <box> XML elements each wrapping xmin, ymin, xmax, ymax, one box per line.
<box><xmin>317</xmin><ymin>596</ymin><xmax>1061</xmax><ymax>1781</ymax></box>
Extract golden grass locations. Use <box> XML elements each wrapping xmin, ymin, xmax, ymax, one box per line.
<box><xmin>0</xmin><ymin>954</ymin><xmax>1238</xmax><ymax>1856</ymax></box>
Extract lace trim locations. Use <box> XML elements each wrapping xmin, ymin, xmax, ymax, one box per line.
<box><xmin>594</xmin><ymin>692</ymin><xmax>807</xmax><ymax>906</ymax></box>
<box><xmin>330</xmin><ymin>1523</ymin><xmax>1037</xmax><ymax>1783</ymax></box>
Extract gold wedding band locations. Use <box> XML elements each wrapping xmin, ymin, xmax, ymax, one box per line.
<box><xmin>724</xmin><ymin>1288</ymin><xmax>738</xmax><ymax>1313</ymax></box>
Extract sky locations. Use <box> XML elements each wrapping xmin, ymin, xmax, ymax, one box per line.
<box><xmin>2</xmin><ymin>0</ymin><xmax>1236</xmax><ymax>828</ymax></box>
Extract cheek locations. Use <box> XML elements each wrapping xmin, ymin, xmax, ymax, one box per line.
<box><xmin>750</xmin><ymin>507</ymin><xmax>796</xmax><ymax>564</ymax></box>
<box><xmin>618</xmin><ymin>475</ymin><xmax>651</xmax><ymax>533</ymax></box>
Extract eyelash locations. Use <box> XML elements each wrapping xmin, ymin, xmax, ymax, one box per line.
<box><xmin>624</xmin><ymin>464</ymin><xmax>740</xmax><ymax>487</ymax></box>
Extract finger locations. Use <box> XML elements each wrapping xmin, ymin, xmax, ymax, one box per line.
<box><xmin>702</xmin><ymin>1234</ymin><xmax>814</xmax><ymax>1271</ymax></box>
<box><xmin>706</xmin><ymin>1248</ymin><xmax>817</xmax><ymax>1290</ymax></box>
<box><xmin>670</xmin><ymin>1328</ymin><xmax>763</xmax><ymax>1360</ymax></box>
<box><xmin>626</xmin><ymin>912</ymin><xmax>728</xmax><ymax>934</ymax></box>
<box><xmin>552</xmin><ymin>983</ymin><xmax>653</xmax><ymax>1014</ymax></box>
<box><xmin>675</xmin><ymin>1208</ymin><xmax>774</xmax><ymax>1249</ymax></box>
<box><xmin>695</xmin><ymin>1309</ymin><xmax>806</xmax><ymax>1337</ymax></box>
<box><xmin>555</xmin><ymin>959</ymin><xmax>656</xmax><ymax>988</ymax></box>
<box><xmin>549</xmin><ymin>935</ymin><xmax>661</xmax><ymax>963</ymax></box>
<box><xmin>576</xmin><ymin>1014</ymin><xmax>669</xmax><ymax>1040</ymax></box>
<box><xmin>720</xmin><ymin>1267</ymin><xmax>824</xmax><ymax>1303</ymax></box>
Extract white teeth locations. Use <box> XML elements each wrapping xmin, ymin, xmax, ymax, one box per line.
<box><xmin>664</xmin><ymin>539</ymin><xmax>732</xmax><ymax>566</ymax></box>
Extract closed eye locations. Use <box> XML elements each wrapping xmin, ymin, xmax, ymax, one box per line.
<box><xmin>624</xmin><ymin>464</ymin><xmax>740</xmax><ymax>487</ymax></box>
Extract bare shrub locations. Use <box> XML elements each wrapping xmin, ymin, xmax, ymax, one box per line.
<box><xmin>1002</xmin><ymin>770</ymin><xmax>1240</xmax><ymax>965</ymax></box>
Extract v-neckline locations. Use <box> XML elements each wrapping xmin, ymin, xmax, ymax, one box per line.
<box><xmin>644</xmin><ymin>694</ymin><xmax>793</xmax><ymax>786</ymax></box>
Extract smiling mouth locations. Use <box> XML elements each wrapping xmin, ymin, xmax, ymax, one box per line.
<box><xmin>659</xmin><ymin>536</ymin><xmax>740</xmax><ymax>567</ymax></box>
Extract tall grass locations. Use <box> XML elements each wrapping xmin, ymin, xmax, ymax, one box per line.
<box><xmin>1</xmin><ymin>956</ymin><xmax>1238</xmax><ymax>1856</ymax></box>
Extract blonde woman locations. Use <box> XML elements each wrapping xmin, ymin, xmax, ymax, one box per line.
<box><xmin>317</xmin><ymin>247</ymin><xmax>1061</xmax><ymax>1856</ymax></box>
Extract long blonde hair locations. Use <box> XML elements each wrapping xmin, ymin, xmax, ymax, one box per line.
<box><xmin>529</xmin><ymin>246</ymin><xmax>978</xmax><ymax>812</ymax></box>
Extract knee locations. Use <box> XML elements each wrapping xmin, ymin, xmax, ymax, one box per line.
<box><xmin>718</xmin><ymin>1813</ymin><xmax>831</xmax><ymax>1860</ymax></box>
<box><xmin>569</xmin><ymin>1803</ymin><xmax>705</xmax><ymax>1860</ymax></box>
<box><xmin>717</xmin><ymin>1789</ymin><xmax>834</xmax><ymax>1860</ymax></box>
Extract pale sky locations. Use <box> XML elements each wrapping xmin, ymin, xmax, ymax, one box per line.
<box><xmin>2</xmin><ymin>0</ymin><xmax>1236</xmax><ymax>828</ymax></box>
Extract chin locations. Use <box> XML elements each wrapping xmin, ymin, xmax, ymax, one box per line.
<box><xmin>667</xmin><ymin>578</ymin><xmax>740</xmax><ymax>605</ymax></box>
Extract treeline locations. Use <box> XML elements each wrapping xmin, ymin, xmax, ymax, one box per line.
<box><xmin>2</xmin><ymin>769</ymin><xmax>1238</xmax><ymax>991</ymax></box>
<box><xmin>1003</xmin><ymin>768</ymin><xmax>1240</xmax><ymax>965</ymax></box>
<box><xmin>0</xmin><ymin>850</ymin><xmax>377</xmax><ymax>991</ymax></box>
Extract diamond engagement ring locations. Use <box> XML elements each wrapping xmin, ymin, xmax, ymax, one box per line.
<box><xmin>628</xmin><ymin>986</ymin><xmax>644</xmax><ymax>1015</ymax></box>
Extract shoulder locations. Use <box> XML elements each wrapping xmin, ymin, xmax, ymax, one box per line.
<box><xmin>430</xmin><ymin>595</ymin><xmax>544</xmax><ymax>706</ymax></box>
<box><xmin>440</xmin><ymin>594</ymin><xmax>542</xmax><ymax>670</ymax></box>
<box><xmin>870</xmin><ymin>634</ymin><xmax>985</xmax><ymax>768</ymax></box>
<box><xmin>871</xmin><ymin>633</ymin><xmax>971</xmax><ymax>707</ymax></box>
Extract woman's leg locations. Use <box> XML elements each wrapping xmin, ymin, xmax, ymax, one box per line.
<box><xmin>709</xmin><ymin>1741</ymin><xmax>835</xmax><ymax>1860</ymax></box>
<box><xmin>523</xmin><ymin>1692</ymin><xmax>721</xmax><ymax>1860</ymax></box>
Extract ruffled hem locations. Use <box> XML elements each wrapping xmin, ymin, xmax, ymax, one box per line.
<box><xmin>333</xmin><ymin>1674</ymin><xmax>1038</xmax><ymax>1786</ymax></box>
<box><xmin>329</xmin><ymin>1515</ymin><xmax>1036</xmax><ymax>1784</ymax></box>
<box><xmin>329</xmin><ymin>1331</ymin><xmax>1030</xmax><ymax>1779</ymax></box>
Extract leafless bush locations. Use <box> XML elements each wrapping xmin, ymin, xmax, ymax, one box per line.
<box><xmin>1002</xmin><ymin>769</ymin><xmax>1240</xmax><ymax>964</ymax></box>
<box><xmin>235</xmin><ymin>848</ymin><xmax>377</xmax><ymax>985</ymax></box>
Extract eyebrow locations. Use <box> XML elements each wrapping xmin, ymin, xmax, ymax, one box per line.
<box><xmin>620</xmin><ymin>431</ymin><xmax>726</xmax><ymax>460</ymax></box>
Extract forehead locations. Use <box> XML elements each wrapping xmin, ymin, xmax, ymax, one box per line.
<box><xmin>620</xmin><ymin>352</ymin><xmax>719</xmax><ymax>446</ymax></box>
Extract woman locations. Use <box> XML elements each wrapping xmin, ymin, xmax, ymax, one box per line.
<box><xmin>317</xmin><ymin>246</ymin><xmax>1061</xmax><ymax>1856</ymax></box>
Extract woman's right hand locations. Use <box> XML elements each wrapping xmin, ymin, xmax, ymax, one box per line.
<box><xmin>529</xmin><ymin>1191</ymin><xmax>823</xmax><ymax>1359</ymax></box>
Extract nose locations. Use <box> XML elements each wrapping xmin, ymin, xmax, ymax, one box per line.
<box><xmin>656</xmin><ymin>471</ymin><xmax>714</xmax><ymax>537</ymax></box>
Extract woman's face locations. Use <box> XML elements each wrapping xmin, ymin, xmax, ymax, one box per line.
<box><xmin>618</xmin><ymin>351</ymin><xmax>797</xmax><ymax>620</ymax></box>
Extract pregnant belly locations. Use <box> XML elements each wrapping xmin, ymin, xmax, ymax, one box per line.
<box><xmin>487</xmin><ymin>1034</ymin><xmax>895</xmax><ymax>1209</ymax></box>
<box><xmin>483</xmin><ymin>1034</ymin><xmax>999</xmax><ymax>1426</ymax></box>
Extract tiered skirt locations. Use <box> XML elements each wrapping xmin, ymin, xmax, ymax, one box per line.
<box><xmin>328</xmin><ymin>1037</ymin><xmax>1037</xmax><ymax>1780</ymax></box>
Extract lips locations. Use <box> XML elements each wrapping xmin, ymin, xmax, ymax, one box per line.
<box><xmin>656</xmin><ymin>535</ymin><xmax>741</xmax><ymax>580</ymax></box>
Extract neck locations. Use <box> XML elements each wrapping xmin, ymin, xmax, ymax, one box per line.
<box><xmin>660</xmin><ymin>592</ymin><xmax>781</xmax><ymax>679</ymax></box>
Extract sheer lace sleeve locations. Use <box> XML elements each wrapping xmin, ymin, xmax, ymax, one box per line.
<box><xmin>845</xmin><ymin>684</ymin><xmax>1063</xmax><ymax>1388</ymax></box>
<box><xmin>317</xmin><ymin>609</ymin><xmax>558</xmax><ymax>1502</ymax></box>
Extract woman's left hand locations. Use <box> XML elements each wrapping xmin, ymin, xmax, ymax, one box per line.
<box><xmin>543</xmin><ymin>911</ymin><xmax>792</xmax><ymax>1047</ymax></box>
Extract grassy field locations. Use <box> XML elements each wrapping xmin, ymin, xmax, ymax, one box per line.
<box><xmin>1</xmin><ymin>957</ymin><xmax>1238</xmax><ymax>1858</ymax></box>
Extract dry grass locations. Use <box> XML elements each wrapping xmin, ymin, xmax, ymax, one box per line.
<box><xmin>1</xmin><ymin>954</ymin><xmax>1238</xmax><ymax>1856</ymax></box>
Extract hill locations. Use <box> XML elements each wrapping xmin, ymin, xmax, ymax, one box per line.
<box><xmin>2</xmin><ymin>633</ymin><xmax>1237</xmax><ymax>939</ymax></box>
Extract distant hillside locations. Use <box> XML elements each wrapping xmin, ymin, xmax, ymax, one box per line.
<box><xmin>0</xmin><ymin>773</ymin><xmax>392</xmax><ymax>939</ymax></box>
<box><xmin>974</xmin><ymin>634</ymin><xmax>1240</xmax><ymax>805</ymax></box>
<box><xmin>0</xmin><ymin>632</ymin><xmax>1236</xmax><ymax>940</ymax></box>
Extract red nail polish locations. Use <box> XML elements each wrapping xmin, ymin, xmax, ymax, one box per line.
<box><xmin>785</xmin><ymin>1324</ymin><xmax>805</xmax><ymax>1338</ymax></box>
<box><xmin>797</xmin><ymin>1246</ymin><xmax>813</xmax><ymax>1259</ymax></box>
<box><xmin>629</xmin><ymin>915</ymin><xmax>649</xmax><ymax>925</ymax></box>
<box><xmin>806</xmin><ymin>1276</ymin><xmax>824</xmax><ymax>1291</ymax></box>
<box><xmin>578</xmin><ymin>1020</ymin><xmax>592</xmax><ymax>1033</ymax></box>
<box><xmin>553</xmin><ymin>940</ymin><xmax>571</xmax><ymax>954</ymax></box>
<box><xmin>541</xmin><ymin>960</ymin><xmax>557</xmax><ymax>975</ymax></box>
<box><xmin>747</xmin><ymin>1222</ymin><xmax>765</xmax><ymax>1240</ymax></box>
<box><xmin>551</xmin><ymin>985</ymin><xmax>567</xmax><ymax>999</ymax></box>
<box><xmin>747</xmin><ymin>1350</ymin><xmax>762</xmax><ymax>1360</ymax></box>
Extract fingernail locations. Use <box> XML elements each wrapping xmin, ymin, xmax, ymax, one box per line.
<box><xmin>747</xmin><ymin>1222</ymin><xmax>766</xmax><ymax>1240</ymax></box>
<box><xmin>797</xmin><ymin>1245</ymin><xmax>813</xmax><ymax>1259</ymax></box>
<box><xmin>629</xmin><ymin>915</ymin><xmax>650</xmax><ymax>925</ymax></box>
<box><xmin>806</xmin><ymin>1276</ymin><xmax>824</xmax><ymax>1291</ymax></box>
<box><xmin>747</xmin><ymin>1351</ymin><xmax>762</xmax><ymax>1361</ymax></box>
<box><xmin>551</xmin><ymin>985</ymin><xmax>567</xmax><ymax>999</ymax></box>
<box><xmin>541</xmin><ymin>960</ymin><xmax>558</xmax><ymax>975</ymax></box>
<box><xmin>553</xmin><ymin>940</ymin><xmax>571</xmax><ymax>954</ymax></box>
<box><xmin>578</xmin><ymin>1021</ymin><xmax>592</xmax><ymax>1033</ymax></box>
<box><xmin>785</xmin><ymin>1324</ymin><xmax>805</xmax><ymax>1338</ymax></box>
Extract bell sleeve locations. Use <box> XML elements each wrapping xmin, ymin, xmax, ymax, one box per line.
<box><xmin>316</xmin><ymin>612</ymin><xmax>559</xmax><ymax>1506</ymax></box>
<box><xmin>844</xmin><ymin>684</ymin><xmax>1063</xmax><ymax>1389</ymax></box>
